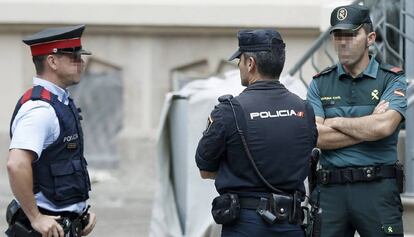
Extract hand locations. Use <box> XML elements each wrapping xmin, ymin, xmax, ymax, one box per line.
<box><xmin>81</xmin><ymin>212</ymin><xmax>96</xmax><ymax>236</ymax></box>
<box><xmin>372</xmin><ymin>100</ymin><xmax>389</xmax><ymax>114</ymax></box>
<box><xmin>31</xmin><ymin>214</ymin><xmax>64</xmax><ymax>237</ymax></box>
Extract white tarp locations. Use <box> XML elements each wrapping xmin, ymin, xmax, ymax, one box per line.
<box><xmin>149</xmin><ymin>70</ymin><xmax>307</xmax><ymax>237</ymax></box>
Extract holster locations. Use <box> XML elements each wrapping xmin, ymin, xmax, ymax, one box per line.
<box><xmin>308</xmin><ymin>148</ymin><xmax>320</xmax><ymax>193</ymax></box>
<box><xmin>6</xmin><ymin>222</ymin><xmax>41</xmax><ymax>237</ymax></box>
<box><xmin>395</xmin><ymin>161</ymin><xmax>405</xmax><ymax>193</ymax></box>
<box><xmin>6</xmin><ymin>199</ymin><xmax>20</xmax><ymax>226</ymax></box>
<box><xmin>5</xmin><ymin>200</ymin><xmax>41</xmax><ymax>237</ymax></box>
<box><xmin>301</xmin><ymin>191</ymin><xmax>322</xmax><ymax>237</ymax></box>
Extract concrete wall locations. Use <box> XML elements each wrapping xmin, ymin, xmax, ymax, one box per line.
<box><xmin>0</xmin><ymin>0</ymin><xmax>323</xmax><ymax>28</ymax></box>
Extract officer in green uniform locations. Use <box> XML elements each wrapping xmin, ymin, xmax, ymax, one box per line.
<box><xmin>307</xmin><ymin>4</ymin><xmax>406</xmax><ymax>237</ymax></box>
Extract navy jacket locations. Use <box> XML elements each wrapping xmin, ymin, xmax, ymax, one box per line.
<box><xmin>196</xmin><ymin>80</ymin><xmax>317</xmax><ymax>195</ymax></box>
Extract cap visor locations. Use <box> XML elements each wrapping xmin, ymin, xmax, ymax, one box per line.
<box><xmin>228</xmin><ymin>49</ymin><xmax>241</xmax><ymax>61</ymax></box>
<box><xmin>77</xmin><ymin>49</ymin><xmax>92</xmax><ymax>55</ymax></box>
<box><xmin>330</xmin><ymin>24</ymin><xmax>361</xmax><ymax>33</ymax></box>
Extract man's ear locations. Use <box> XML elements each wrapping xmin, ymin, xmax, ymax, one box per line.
<box><xmin>46</xmin><ymin>55</ymin><xmax>57</xmax><ymax>71</ymax></box>
<box><xmin>247</xmin><ymin>56</ymin><xmax>256</xmax><ymax>72</ymax></box>
<box><xmin>367</xmin><ymin>31</ymin><xmax>376</xmax><ymax>47</ymax></box>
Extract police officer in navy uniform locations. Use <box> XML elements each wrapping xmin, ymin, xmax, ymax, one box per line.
<box><xmin>307</xmin><ymin>4</ymin><xmax>406</xmax><ymax>237</ymax></box>
<box><xmin>195</xmin><ymin>29</ymin><xmax>318</xmax><ymax>237</ymax></box>
<box><xmin>6</xmin><ymin>25</ymin><xmax>96</xmax><ymax>237</ymax></box>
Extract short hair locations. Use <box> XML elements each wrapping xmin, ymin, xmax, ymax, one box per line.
<box><xmin>32</xmin><ymin>55</ymin><xmax>47</xmax><ymax>75</ymax></box>
<box><xmin>362</xmin><ymin>23</ymin><xmax>374</xmax><ymax>34</ymax></box>
<box><xmin>243</xmin><ymin>43</ymin><xmax>285</xmax><ymax>79</ymax></box>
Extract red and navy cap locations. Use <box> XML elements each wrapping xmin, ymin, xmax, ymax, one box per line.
<box><xmin>22</xmin><ymin>25</ymin><xmax>91</xmax><ymax>56</ymax></box>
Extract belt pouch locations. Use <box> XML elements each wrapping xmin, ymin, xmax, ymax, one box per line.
<box><xmin>211</xmin><ymin>193</ymin><xmax>240</xmax><ymax>225</ymax></box>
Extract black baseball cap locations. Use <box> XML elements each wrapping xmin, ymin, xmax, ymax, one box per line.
<box><xmin>330</xmin><ymin>4</ymin><xmax>372</xmax><ymax>33</ymax></box>
<box><xmin>228</xmin><ymin>29</ymin><xmax>285</xmax><ymax>61</ymax></box>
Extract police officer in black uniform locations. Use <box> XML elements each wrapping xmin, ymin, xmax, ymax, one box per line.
<box><xmin>195</xmin><ymin>29</ymin><xmax>318</xmax><ymax>237</ymax></box>
<box><xmin>6</xmin><ymin>25</ymin><xmax>96</xmax><ymax>237</ymax></box>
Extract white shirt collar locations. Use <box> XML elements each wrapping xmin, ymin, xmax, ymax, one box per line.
<box><xmin>33</xmin><ymin>77</ymin><xmax>70</xmax><ymax>104</ymax></box>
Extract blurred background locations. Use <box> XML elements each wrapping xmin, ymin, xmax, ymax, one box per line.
<box><xmin>0</xmin><ymin>0</ymin><xmax>413</xmax><ymax>236</ymax></box>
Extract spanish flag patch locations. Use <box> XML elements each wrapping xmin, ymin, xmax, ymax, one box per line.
<box><xmin>296</xmin><ymin>111</ymin><xmax>305</xmax><ymax>117</ymax></box>
<box><xmin>390</xmin><ymin>67</ymin><xmax>403</xmax><ymax>73</ymax></box>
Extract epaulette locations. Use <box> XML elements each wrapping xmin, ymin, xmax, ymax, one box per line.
<box><xmin>379</xmin><ymin>63</ymin><xmax>404</xmax><ymax>75</ymax></box>
<box><xmin>313</xmin><ymin>65</ymin><xmax>337</xmax><ymax>79</ymax></box>
<box><xmin>218</xmin><ymin>94</ymin><xmax>233</xmax><ymax>103</ymax></box>
<box><xmin>20</xmin><ymin>86</ymin><xmax>52</xmax><ymax>105</ymax></box>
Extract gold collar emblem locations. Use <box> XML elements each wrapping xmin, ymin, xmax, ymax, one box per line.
<box><xmin>371</xmin><ymin>89</ymin><xmax>379</xmax><ymax>100</ymax></box>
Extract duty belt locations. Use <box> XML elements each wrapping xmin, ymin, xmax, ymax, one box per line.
<box><xmin>239</xmin><ymin>193</ymin><xmax>302</xmax><ymax>224</ymax></box>
<box><xmin>5</xmin><ymin>201</ymin><xmax>89</xmax><ymax>237</ymax></box>
<box><xmin>316</xmin><ymin>165</ymin><xmax>397</xmax><ymax>185</ymax></box>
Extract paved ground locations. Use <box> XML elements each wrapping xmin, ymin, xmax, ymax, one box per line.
<box><xmin>0</xmin><ymin>148</ymin><xmax>156</xmax><ymax>237</ymax></box>
<box><xmin>2</xmin><ymin>147</ymin><xmax>414</xmax><ymax>237</ymax></box>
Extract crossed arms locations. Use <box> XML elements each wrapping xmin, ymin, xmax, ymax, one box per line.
<box><xmin>316</xmin><ymin>100</ymin><xmax>403</xmax><ymax>150</ymax></box>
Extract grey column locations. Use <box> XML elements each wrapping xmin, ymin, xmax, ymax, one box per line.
<box><xmin>404</xmin><ymin>0</ymin><xmax>414</xmax><ymax>195</ymax></box>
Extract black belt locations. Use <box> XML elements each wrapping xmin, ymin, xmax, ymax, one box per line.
<box><xmin>38</xmin><ymin>207</ymin><xmax>80</xmax><ymax>220</ymax></box>
<box><xmin>317</xmin><ymin>165</ymin><xmax>397</xmax><ymax>185</ymax></box>
<box><xmin>239</xmin><ymin>194</ymin><xmax>302</xmax><ymax>224</ymax></box>
<box><xmin>240</xmin><ymin>196</ymin><xmax>267</xmax><ymax>210</ymax></box>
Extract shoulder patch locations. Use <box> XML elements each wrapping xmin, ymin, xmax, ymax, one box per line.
<box><xmin>313</xmin><ymin>65</ymin><xmax>337</xmax><ymax>79</ymax></box>
<box><xmin>19</xmin><ymin>86</ymin><xmax>52</xmax><ymax>105</ymax></box>
<box><xmin>380</xmin><ymin>63</ymin><xmax>404</xmax><ymax>75</ymax></box>
<box><xmin>394</xmin><ymin>89</ymin><xmax>405</xmax><ymax>97</ymax></box>
<box><xmin>390</xmin><ymin>67</ymin><xmax>403</xmax><ymax>73</ymax></box>
<box><xmin>20</xmin><ymin>88</ymin><xmax>33</xmax><ymax>104</ymax></box>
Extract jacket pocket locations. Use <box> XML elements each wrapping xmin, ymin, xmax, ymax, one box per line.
<box><xmin>50</xmin><ymin>159</ymin><xmax>84</xmax><ymax>201</ymax></box>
